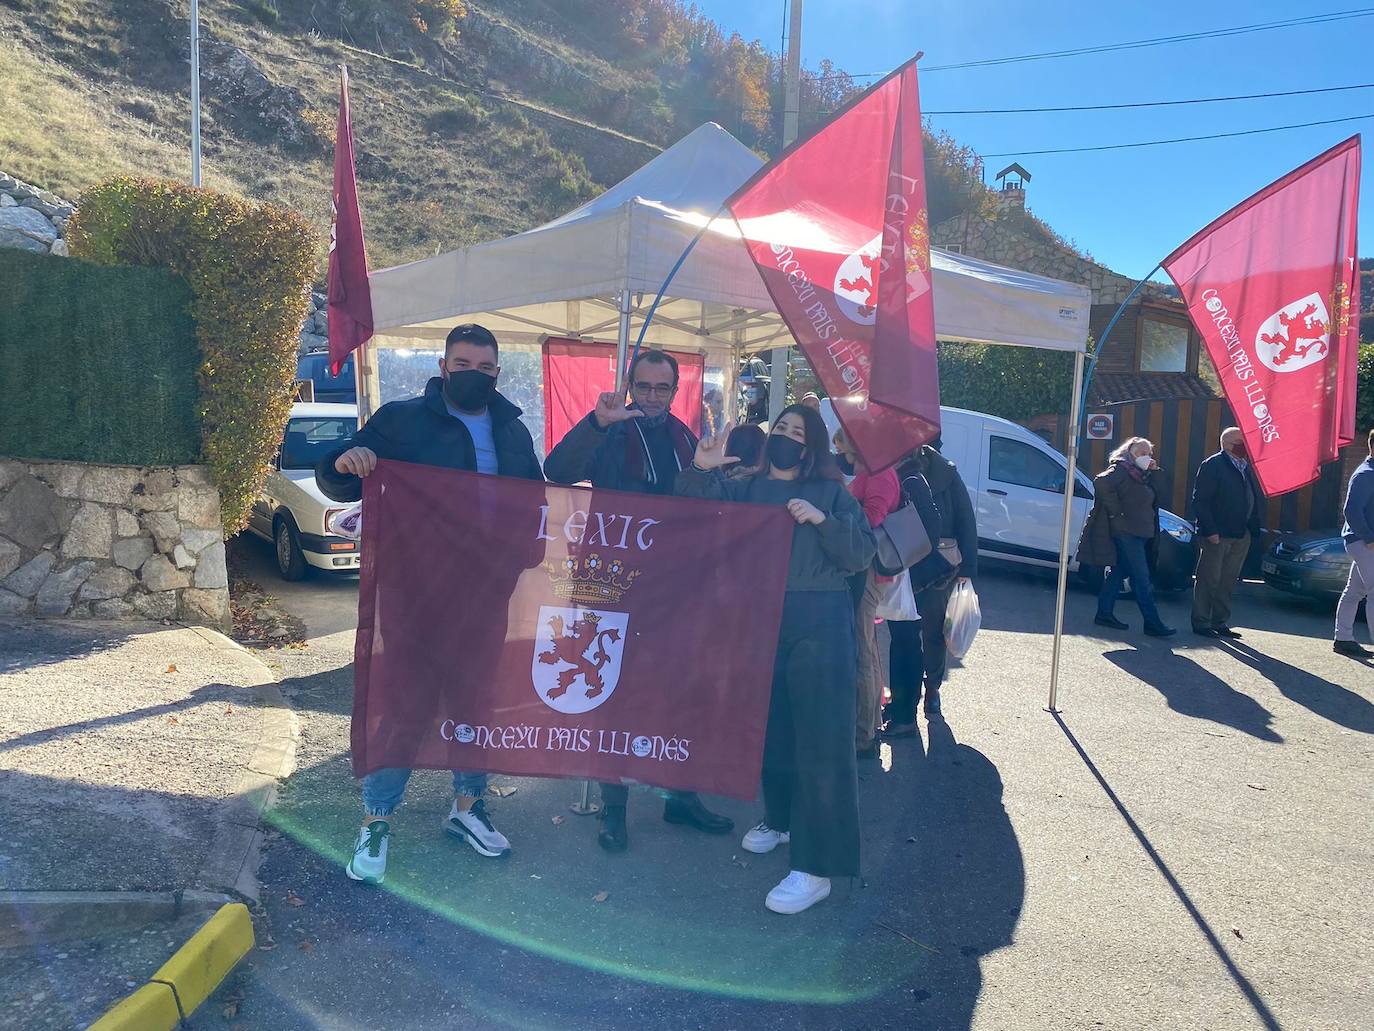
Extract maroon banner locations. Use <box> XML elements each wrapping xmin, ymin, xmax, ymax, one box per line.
<box><xmin>1162</xmin><ymin>135</ymin><xmax>1361</xmax><ymax>496</ymax></box>
<box><xmin>541</xmin><ymin>339</ymin><xmax>705</xmax><ymax>455</ymax></box>
<box><xmin>352</xmin><ymin>461</ymin><xmax>793</xmax><ymax>798</ymax></box>
<box><xmin>728</xmin><ymin>55</ymin><xmax>939</xmax><ymax>471</ymax></box>
<box><xmin>327</xmin><ymin>65</ymin><xmax>374</xmax><ymax>376</ymax></box>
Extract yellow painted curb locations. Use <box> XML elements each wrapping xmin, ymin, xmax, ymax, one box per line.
<box><xmin>151</xmin><ymin>902</ymin><xmax>255</xmax><ymax>1015</ymax></box>
<box><xmin>88</xmin><ymin>903</ymin><xmax>255</xmax><ymax>1029</ymax></box>
<box><xmin>86</xmin><ymin>982</ymin><xmax>180</xmax><ymax>1031</ymax></box>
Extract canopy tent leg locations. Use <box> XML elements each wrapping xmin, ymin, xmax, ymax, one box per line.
<box><xmin>614</xmin><ymin>283</ymin><xmax>632</xmax><ymax>386</ymax></box>
<box><xmin>354</xmin><ymin>341</ymin><xmax>381</xmax><ymax>427</ymax></box>
<box><xmin>1047</xmin><ymin>348</ymin><xmax>1086</xmax><ymax>713</ymax></box>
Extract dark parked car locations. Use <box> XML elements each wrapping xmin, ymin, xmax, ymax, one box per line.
<box><xmin>1261</xmin><ymin>531</ymin><xmax>1353</xmax><ymax>600</ymax></box>
<box><xmin>296</xmin><ymin>352</ymin><xmax>356</xmax><ymax>404</ymax></box>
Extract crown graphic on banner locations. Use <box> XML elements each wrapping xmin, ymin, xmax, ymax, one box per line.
<box><xmin>544</xmin><ymin>553</ymin><xmax>641</xmax><ymax>605</ymax></box>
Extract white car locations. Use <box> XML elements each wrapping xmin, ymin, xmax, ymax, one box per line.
<box><xmin>820</xmin><ymin>402</ymin><xmax>1196</xmax><ymax>589</ymax></box>
<box><xmin>247</xmin><ymin>402</ymin><xmax>362</xmax><ymax>579</ymax></box>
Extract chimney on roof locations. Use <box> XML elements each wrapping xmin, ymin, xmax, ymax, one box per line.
<box><xmin>994</xmin><ymin>162</ymin><xmax>1030</xmax><ymax>212</ymax></box>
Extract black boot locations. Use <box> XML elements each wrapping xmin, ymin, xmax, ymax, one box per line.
<box><xmin>598</xmin><ymin>804</ymin><xmax>628</xmax><ymax>853</ymax></box>
<box><xmin>923</xmin><ymin>688</ymin><xmax>942</xmax><ymax>716</ymax></box>
<box><xmin>663</xmin><ymin>793</ymin><xmax>734</xmax><ymax>835</ymax></box>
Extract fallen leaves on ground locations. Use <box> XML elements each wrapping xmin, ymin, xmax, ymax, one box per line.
<box><xmin>489</xmin><ymin>785</ymin><xmax>517</xmax><ymax>797</ymax></box>
<box><xmin>164</xmin><ymin>664</ymin><xmax>178</xmax><ymax>673</ymax></box>
<box><xmin>299</xmin><ymin>940</ymin><xmax>315</xmax><ymax>955</ymax></box>
<box><xmin>1232</xmin><ymin>927</ymin><xmax>1244</xmax><ymax>940</ymax></box>
<box><xmin>223</xmin><ymin>1002</ymin><xmax>240</xmax><ymax>1019</ymax></box>
<box><xmin>593</xmin><ymin>891</ymin><xmax>609</xmax><ymax>903</ymax></box>
<box><xmin>551</xmin><ymin>815</ymin><xmax>565</xmax><ymax>825</ymax></box>
<box><xmin>284</xmin><ymin>893</ymin><xmax>305</xmax><ymax>907</ymax></box>
<box><xmin>227</xmin><ymin>560</ymin><xmax>308</xmax><ymax>648</ymax></box>
<box><xmin>1246</xmin><ymin>783</ymin><xmax>1267</xmax><ymax>791</ymax></box>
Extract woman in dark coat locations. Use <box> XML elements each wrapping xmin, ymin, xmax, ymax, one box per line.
<box><xmin>678</xmin><ymin>405</ymin><xmax>876</xmax><ymax>916</ymax></box>
<box><xmin>1083</xmin><ymin>436</ymin><xmax>1176</xmax><ymax>638</ymax></box>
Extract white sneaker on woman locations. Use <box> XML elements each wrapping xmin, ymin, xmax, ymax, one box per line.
<box><xmin>346</xmin><ymin>820</ymin><xmax>390</xmax><ymax>885</ymax></box>
<box><xmin>444</xmin><ymin>798</ymin><xmax>510</xmax><ymax>857</ymax></box>
<box><xmin>741</xmin><ymin>822</ymin><xmax>790</xmax><ymax>854</ymax></box>
<box><xmin>765</xmin><ymin>870</ymin><xmax>831</xmax><ymax>914</ymax></box>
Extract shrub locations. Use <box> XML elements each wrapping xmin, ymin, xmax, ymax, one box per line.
<box><xmin>1358</xmin><ymin>343</ymin><xmax>1374</xmax><ymax>435</ymax></box>
<box><xmin>67</xmin><ymin>177</ymin><xmax>317</xmax><ymax>535</ymax></box>
<box><xmin>938</xmin><ymin>341</ymin><xmax>1076</xmax><ymax>424</ymax></box>
<box><xmin>0</xmin><ymin>249</ymin><xmax>200</xmax><ymax>465</ymax></box>
<box><xmin>425</xmin><ymin>97</ymin><xmax>487</xmax><ymax>136</ymax></box>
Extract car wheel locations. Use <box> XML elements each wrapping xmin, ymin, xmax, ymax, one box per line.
<box><xmin>274</xmin><ymin>517</ymin><xmax>308</xmax><ymax>581</ymax></box>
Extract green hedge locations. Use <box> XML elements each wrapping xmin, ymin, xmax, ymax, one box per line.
<box><xmin>938</xmin><ymin>340</ymin><xmax>1077</xmax><ymax>424</ymax></box>
<box><xmin>0</xmin><ymin>249</ymin><xmax>200</xmax><ymax>465</ymax></box>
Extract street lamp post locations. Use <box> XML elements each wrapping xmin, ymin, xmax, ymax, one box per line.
<box><xmin>190</xmin><ymin>0</ymin><xmax>202</xmax><ymax>186</ymax></box>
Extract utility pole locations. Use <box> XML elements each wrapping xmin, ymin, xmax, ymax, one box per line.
<box><xmin>768</xmin><ymin>0</ymin><xmax>803</xmax><ymax>425</ymax></box>
<box><xmin>190</xmin><ymin>0</ymin><xmax>202</xmax><ymax>186</ymax></box>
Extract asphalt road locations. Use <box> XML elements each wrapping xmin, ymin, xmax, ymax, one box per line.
<box><xmin>219</xmin><ymin>534</ymin><xmax>1374</xmax><ymax>1031</ymax></box>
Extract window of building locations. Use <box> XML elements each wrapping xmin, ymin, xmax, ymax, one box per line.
<box><xmin>988</xmin><ymin>436</ymin><xmax>1066</xmax><ymax>493</ymax></box>
<box><xmin>1139</xmin><ymin>315</ymin><xmax>1190</xmax><ymax>373</ymax></box>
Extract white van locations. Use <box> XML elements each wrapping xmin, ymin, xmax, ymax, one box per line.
<box><xmin>820</xmin><ymin>402</ymin><xmax>1197</xmax><ymax>589</ymax></box>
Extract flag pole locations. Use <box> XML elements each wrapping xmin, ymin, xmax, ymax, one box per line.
<box><xmin>1047</xmin><ymin>347</ymin><xmax>1086</xmax><ymax>712</ymax></box>
<box><xmin>1077</xmin><ymin>262</ymin><xmax>1164</xmax><ymax>427</ymax></box>
<box><xmin>623</xmin><ymin>203</ymin><xmax>727</xmax><ymax>390</ymax></box>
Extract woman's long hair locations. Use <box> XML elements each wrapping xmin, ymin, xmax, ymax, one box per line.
<box><xmin>1106</xmin><ymin>436</ymin><xmax>1150</xmax><ymax>471</ymax></box>
<box><xmin>725</xmin><ymin>423</ymin><xmax>767</xmax><ymax>472</ymax></box>
<box><xmin>771</xmin><ymin>403</ymin><xmax>842</xmax><ymax>482</ymax></box>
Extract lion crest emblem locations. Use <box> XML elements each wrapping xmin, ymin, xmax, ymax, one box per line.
<box><xmin>532</xmin><ymin>606</ymin><xmax>629</xmax><ymax>714</ymax></box>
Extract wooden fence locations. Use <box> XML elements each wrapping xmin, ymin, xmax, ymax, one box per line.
<box><xmin>1040</xmin><ymin>397</ymin><xmax>1349</xmax><ymax>533</ymax></box>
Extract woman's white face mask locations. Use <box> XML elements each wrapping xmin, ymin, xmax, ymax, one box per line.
<box><xmin>1134</xmin><ymin>454</ymin><xmax>1153</xmax><ymax>470</ymax></box>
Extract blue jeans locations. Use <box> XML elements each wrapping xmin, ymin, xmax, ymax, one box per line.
<box><xmin>362</xmin><ymin>768</ymin><xmax>488</xmax><ymax>817</ymax></box>
<box><xmin>1097</xmin><ymin>534</ymin><xmax>1164</xmax><ymax>629</ymax></box>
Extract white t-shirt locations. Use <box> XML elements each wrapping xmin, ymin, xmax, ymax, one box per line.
<box><xmin>446</xmin><ymin>402</ymin><xmax>498</xmax><ymax>475</ymax></box>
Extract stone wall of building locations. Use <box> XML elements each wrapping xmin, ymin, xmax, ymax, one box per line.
<box><xmin>0</xmin><ymin>460</ymin><xmax>230</xmax><ymax>631</ymax></box>
<box><xmin>933</xmin><ymin>208</ymin><xmax>1174</xmax><ymax>307</ymax></box>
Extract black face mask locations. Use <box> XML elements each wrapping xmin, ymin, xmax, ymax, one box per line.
<box><xmin>767</xmin><ymin>434</ymin><xmax>806</xmax><ymax>471</ymax></box>
<box><xmin>444</xmin><ymin>369</ymin><xmax>496</xmax><ymax>411</ymax></box>
<box><xmin>836</xmin><ymin>454</ymin><xmax>856</xmax><ymax>476</ymax></box>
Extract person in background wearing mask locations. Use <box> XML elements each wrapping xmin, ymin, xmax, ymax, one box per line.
<box><xmin>833</xmin><ymin>427</ymin><xmax>900</xmax><ymax>760</ymax></box>
<box><xmin>1333</xmin><ymin>428</ymin><xmax>1374</xmax><ymax>658</ymax></box>
<box><xmin>1090</xmin><ymin>436</ymin><xmax>1176</xmax><ymax>638</ymax></box>
<box><xmin>679</xmin><ymin>405</ymin><xmax>875</xmax><ymax>915</ymax></box>
<box><xmin>801</xmin><ymin>392</ymin><xmax>822</xmax><ymax>412</ymax></box>
<box><xmin>895</xmin><ymin>437</ymin><xmax>978</xmax><ymax>716</ymax></box>
<box><xmin>1190</xmin><ymin>427</ymin><xmax>1263</xmax><ymax>639</ymax></box>
<box><xmin>544</xmin><ymin>349</ymin><xmax>735</xmax><ymax>853</ymax></box>
<box><xmin>316</xmin><ymin>323</ymin><xmax>543</xmax><ymax>885</ymax></box>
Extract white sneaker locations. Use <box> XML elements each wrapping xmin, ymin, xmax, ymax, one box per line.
<box><xmin>765</xmin><ymin>870</ymin><xmax>831</xmax><ymax>914</ymax></box>
<box><xmin>346</xmin><ymin>820</ymin><xmax>390</xmax><ymax>884</ymax></box>
<box><xmin>741</xmin><ymin>822</ymin><xmax>790</xmax><ymax>854</ymax></box>
<box><xmin>444</xmin><ymin>798</ymin><xmax>510</xmax><ymax>857</ymax></box>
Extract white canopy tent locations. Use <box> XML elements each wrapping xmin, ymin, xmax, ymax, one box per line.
<box><xmin>362</xmin><ymin>121</ymin><xmax>1093</xmax><ymax>706</ymax></box>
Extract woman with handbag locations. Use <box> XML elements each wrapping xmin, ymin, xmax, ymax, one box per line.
<box><xmin>892</xmin><ymin>439</ymin><xmax>978</xmax><ymax>719</ymax></box>
<box><xmin>884</xmin><ymin>467</ymin><xmax>951</xmax><ymax>738</ymax></box>
<box><xmin>833</xmin><ymin>428</ymin><xmax>902</xmax><ymax>760</ymax></box>
<box><xmin>678</xmin><ymin>405</ymin><xmax>875</xmax><ymax>915</ymax></box>
<box><xmin>1084</xmin><ymin>437</ymin><xmax>1177</xmax><ymax>638</ymax></box>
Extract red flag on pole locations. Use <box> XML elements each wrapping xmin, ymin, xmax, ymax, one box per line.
<box><xmin>728</xmin><ymin>55</ymin><xmax>938</xmax><ymax>471</ymax></box>
<box><xmin>1162</xmin><ymin>135</ymin><xmax>1361</xmax><ymax>496</ymax></box>
<box><xmin>328</xmin><ymin>65</ymin><xmax>374</xmax><ymax>376</ymax></box>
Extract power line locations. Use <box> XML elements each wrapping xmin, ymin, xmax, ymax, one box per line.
<box><xmin>925</xmin><ymin>81</ymin><xmax>1374</xmax><ymax>115</ymax></box>
<box><xmin>818</xmin><ymin>8</ymin><xmax>1374</xmax><ymax>79</ymax></box>
<box><xmin>981</xmin><ymin>112</ymin><xmax>1372</xmax><ymax>158</ymax></box>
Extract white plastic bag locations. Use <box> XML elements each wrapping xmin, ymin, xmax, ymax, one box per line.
<box><xmin>943</xmin><ymin>580</ymin><xmax>981</xmax><ymax>659</ymax></box>
<box><xmin>875</xmin><ymin>570</ymin><xmax>919</xmax><ymax>621</ymax></box>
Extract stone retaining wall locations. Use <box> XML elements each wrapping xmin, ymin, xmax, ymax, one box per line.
<box><xmin>0</xmin><ymin>459</ymin><xmax>229</xmax><ymax>631</ymax></box>
<box><xmin>0</xmin><ymin>173</ymin><xmax>72</xmax><ymax>257</ymax></box>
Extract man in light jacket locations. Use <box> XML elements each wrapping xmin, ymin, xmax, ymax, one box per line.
<box><xmin>1334</xmin><ymin>428</ymin><xmax>1374</xmax><ymax>658</ymax></box>
<box><xmin>1190</xmin><ymin>427</ymin><xmax>1263</xmax><ymax>639</ymax></box>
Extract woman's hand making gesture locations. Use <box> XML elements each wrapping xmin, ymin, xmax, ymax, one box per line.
<box><xmin>693</xmin><ymin>422</ymin><xmax>741</xmax><ymax>471</ymax></box>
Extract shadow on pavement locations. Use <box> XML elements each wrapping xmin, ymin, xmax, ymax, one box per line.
<box><xmin>1102</xmin><ymin>648</ymin><xmax>1282</xmax><ymax>743</ymax></box>
<box><xmin>1052</xmin><ymin>713</ymin><xmax>1285</xmax><ymax>1031</ymax></box>
<box><xmin>1216</xmin><ymin>640</ymin><xmax>1374</xmax><ymax>735</ymax></box>
<box><xmin>0</xmin><ymin>618</ymin><xmax>136</xmax><ymax>675</ymax></box>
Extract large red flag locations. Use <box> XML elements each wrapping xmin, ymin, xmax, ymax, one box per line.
<box><xmin>728</xmin><ymin>55</ymin><xmax>938</xmax><ymax>471</ymax></box>
<box><xmin>1162</xmin><ymin>135</ymin><xmax>1361</xmax><ymax>496</ymax></box>
<box><xmin>352</xmin><ymin>461</ymin><xmax>792</xmax><ymax>798</ymax></box>
<box><xmin>328</xmin><ymin>65</ymin><xmax>374</xmax><ymax>376</ymax></box>
<box><xmin>541</xmin><ymin>338</ymin><xmax>705</xmax><ymax>453</ymax></box>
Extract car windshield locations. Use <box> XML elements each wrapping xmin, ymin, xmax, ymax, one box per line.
<box><xmin>280</xmin><ymin>416</ymin><xmax>354</xmax><ymax>471</ymax></box>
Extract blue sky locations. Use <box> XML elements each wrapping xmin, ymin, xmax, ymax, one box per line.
<box><xmin>690</xmin><ymin>1</ymin><xmax>1373</xmax><ymax>280</ymax></box>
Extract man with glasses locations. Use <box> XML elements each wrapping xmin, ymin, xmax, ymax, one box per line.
<box><xmin>545</xmin><ymin>349</ymin><xmax>735</xmax><ymax>852</ymax></box>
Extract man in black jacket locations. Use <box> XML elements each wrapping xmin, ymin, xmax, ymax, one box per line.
<box><xmin>1190</xmin><ymin>427</ymin><xmax>1262</xmax><ymax>639</ymax></box>
<box><xmin>544</xmin><ymin>349</ymin><xmax>734</xmax><ymax>852</ymax></box>
<box><xmin>317</xmin><ymin>324</ymin><xmax>543</xmax><ymax>886</ymax></box>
